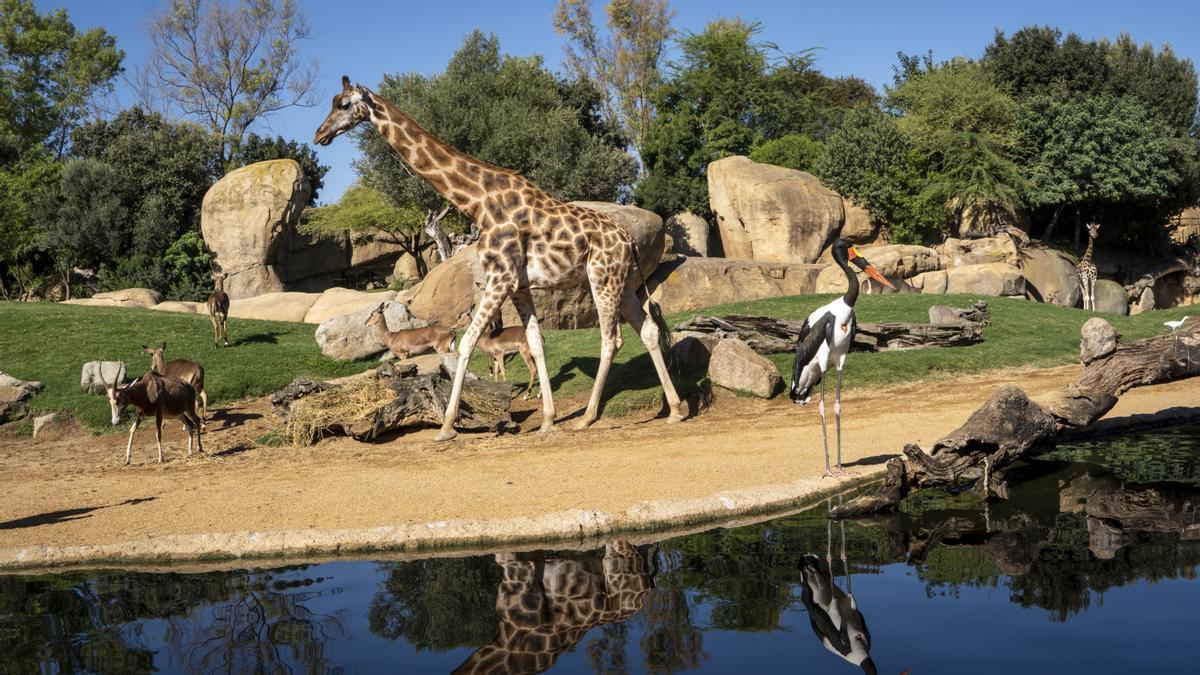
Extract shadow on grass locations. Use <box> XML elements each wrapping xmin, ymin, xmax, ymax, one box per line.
<box><xmin>0</xmin><ymin>496</ymin><xmax>156</xmax><ymax>530</ymax></box>
<box><xmin>229</xmin><ymin>332</ymin><xmax>281</xmax><ymax>346</ymax></box>
<box><xmin>209</xmin><ymin>409</ymin><xmax>262</xmax><ymax>428</ymax></box>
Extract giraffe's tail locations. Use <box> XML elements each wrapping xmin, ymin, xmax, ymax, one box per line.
<box><xmin>630</xmin><ymin>243</ymin><xmax>675</xmax><ymax>372</ymax></box>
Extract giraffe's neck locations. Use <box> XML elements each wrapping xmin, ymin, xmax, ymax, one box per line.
<box><xmin>1082</xmin><ymin>235</ymin><xmax>1095</xmax><ymax>264</ymax></box>
<box><xmin>363</xmin><ymin>92</ymin><xmax>502</xmax><ymax>223</ymax></box>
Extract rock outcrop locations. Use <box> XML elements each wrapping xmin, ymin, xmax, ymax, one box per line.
<box><xmin>1020</xmin><ymin>248</ymin><xmax>1082</xmax><ymax>307</ymax></box>
<box><xmin>404</xmin><ymin>201</ymin><xmax>664</xmax><ymax>330</ymax></box>
<box><xmin>908</xmin><ymin>263</ymin><xmax>1027</xmax><ymax>297</ymax></box>
<box><xmin>938</xmin><ymin>236</ymin><xmax>1019</xmax><ymax>268</ymax></box>
<box><xmin>840</xmin><ymin>199</ymin><xmax>880</xmax><ymax>243</ymax></box>
<box><xmin>1093</xmin><ymin>279</ymin><xmax>1129</xmax><ymax>315</ymax></box>
<box><xmin>814</xmin><ymin>244</ymin><xmax>939</xmax><ymax>293</ymax></box>
<box><xmin>707</xmin><ymin>338</ymin><xmax>781</xmax><ymax>398</ymax></box>
<box><xmin>150</xmin><ymin>301</ymin><xmax>202</xmax><ymax>314</ymax></box>
<box><xmin>303</xmin><ymin>287</ymin><xmax>398</xmax><ymax>325</ymax></box>
<box><xmin>228</xmin><ymin>292</ymin><xmax>320</xmax><ymax>323</ymax></box>
<box><xmin>666</xmin><ymin>212</ymin><xmax>709</xmax><ymax>257</ymax></box>
<box><xmin>648</xmin><ymin>258</ymin><xmax>823</xmax><ymax>314</ymax></box>
<box><xmin>91</xmin><ymin>288</ymin><xmax>162</xmax><ymax>308</ymax></box>
<box><xmin>200</xmin><ymin>159</ymin><xmax>312</xmax><ymax>298</ymax></box>
<box><xmin>0</xmin><ymin>373</ymin><xmax>43</xmax><ymax>424</ymax></box>
<box><xmin>708</xmin><ymin>156</ymin><xmax>843</xmax><ymax>263</ymax></box>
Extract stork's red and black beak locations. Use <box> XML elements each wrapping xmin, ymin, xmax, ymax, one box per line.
<box><xmin>847</xmin><ymin>246</ymin><xmax>894</xmax><ymax>289</ymax></box>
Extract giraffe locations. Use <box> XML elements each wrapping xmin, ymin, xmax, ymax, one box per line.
<box><xmin>314</xmin><ymin>76</ymin><xmax>683</xmax><ymax>442</ymax></box>
<box><xmin>1076</xmin><ymin>221</ymin><xmax>1100</xmax><ymax>310</ymax></box>
<box><xmin>452</xmin><ymin>542</ymin><xmax>653</xmax><ymax>674</ymax></box>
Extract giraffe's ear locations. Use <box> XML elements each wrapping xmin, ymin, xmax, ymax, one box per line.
<box><xmin>341</xmin><ymin>75</ymin><xmax>352</xmax><ymax>92</ymax></box>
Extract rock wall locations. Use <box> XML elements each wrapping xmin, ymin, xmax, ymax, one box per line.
<box><xmin>708</xmin><ymin>156</ymin><xmax>843</xmax><ymax>263</ymax></box>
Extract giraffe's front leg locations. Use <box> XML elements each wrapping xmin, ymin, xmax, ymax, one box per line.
<box><xmin>576</xmin><ymin>288</ymin><xmax>623</xmax><ymax>430</ymax></box>
<box><xmin>436</xmin><ymin>282</ymin><xmax>505</xmax><ymax>442</ymax></box>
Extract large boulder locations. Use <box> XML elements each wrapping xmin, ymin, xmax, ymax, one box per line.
<box><xmin>201</xmin><ymin>159</ymin><xmax>311</xmax><ymax>298</ymax></box>
<box><xmin>92</xmin><ymin>288</ymin><xmax>162</xmax><ymax>308</ymax></box>
<box><xmin>814</xmin><ymin>244</ymin><xmax>940</xmax><ymax>293</ymax></box>
<box><xmin>228</xmin><ymin>292</ymin><xmax>320</xmax><ymax>323</ymax></box>
<box><xmin>1129</xmin><ymin>285</ymin><xmax>1155</xmax><ymax>315</ymax></box>
<box><xmin>150</xmin><ymin>301</ymin><xmax>202</xmax><ymax>314</ymax></box>
<box><xmin>1093</xmin><ymin>280</ymin><xmax>1129</xmax><ymax>315</ymax></box>
<box><xmin>909</xmin><ymin>263</ymin><xmax>1027</xmax><ymax>297</ymax></box>
<box><xmin>316</xmin><ymin>301</ymin><xmax>424</xmax><ymax>361</ymax></box>
<box><xmin>666</xmin><ymin>212</ymin><xmax>709</xmax><ymax>257</ymax></box>
<box><xmin>707</xmin><ymin>338</ymin><xmax>781</xmax><ymax>398</ymax></box>
<box><xmin>303</xmin><ymin>287</ymin><xmax>398</xmax><ymax>324</ymax></box>
<box><xmin>1020</xmin><ymin>248</ymin><xmax>1081</xmax><ymax>307</ymax></box>
<box><xmin>61</xmin><ymin>297</ymin><xmax>144</xmax><ymax>309</ymax></box>
<box><xmin>649</xmin><ymin>258</ymin><xmax>823</xmax><ymax>314</ymax></box>
<box><xmin>404</xmin><ymin>201</ymin><xmax>664</xmax><ymax>330</ymax></box>
<box><xmin>81</xmin><ymin>361</ymin><xmax>125</xmax><ymax>394</ymax></box>
<box><xmin>1170</xmin><ymin>207</ymin><xmax>1200</xmax><ymax>246</ymax></box>
<box><xmin>669</xmin><ymin>332</ymin><xmax>720</xmax><ymax>370</ymax></box>
<box><xmin>708</xmin><ymin>156</ymin><xmax>843</xmax><ymax>263</ymax></box>
<box><xmin>350</xmin><ymin>235</ymin><xmax>408</xmax><ymax>269</ymax></box>
<box><xmin>938</xmin><ymin>236</ymin><xmax>1019</xmax><ymax>268</ymax></box>
<box><xmin>957</xmin><ymin>202</ymin><xmax>1027</xmax><ymax>239</ymax></box>
<box><xmin>840</xmin><ymin>199</ymin><xmax>880</xmax><ymax>243</ymax></box>
<box><xmin>280</xmin><ymin>227</ymin><xmax>350</xmax><ymax>291</ymax></box>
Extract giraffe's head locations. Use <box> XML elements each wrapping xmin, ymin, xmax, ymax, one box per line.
<box><xmin>314</xmin><ymin>75</ymin><xmax>371</xmax><ymax>146</ymax></box>
<box><xmin>1086</xmin><ymin>221</ymin><xmax>1101</xmax><ymax>239</ymax></box>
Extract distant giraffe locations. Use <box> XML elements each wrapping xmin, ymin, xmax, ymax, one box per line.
<box><xmin>314</xmin><ymin>76</ymin><xmax>683</xmax><ymax>442</ymax></box>
<box><xmin>452</xmin><ymin>542</ymin><xmax>653</xmax><ymax>675</ymax></box>
<box><xmin>1077</xmin><ymin>222</ymin><xmax>1100</xmax><ymax>310</ymax></box>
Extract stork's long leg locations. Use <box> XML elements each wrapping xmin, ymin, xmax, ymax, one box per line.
<box><xmin>819</xmin><ymin>376</ymin><xmax>832</xmax><ymax>478</ymax></box>
<box><xmin>833</xmin><ymin>366</ymin><xmax>853</xmax><ymax>476</ymax></box>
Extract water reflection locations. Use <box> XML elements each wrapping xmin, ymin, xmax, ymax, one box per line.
<box><xmin>798</xmin><ymin>506</ymin><xmax>876</xmax><ymax>674</ymax></box>
<box><xmin>1</xmin><ymin>426</ymin><xmax>1199</xmax><ymax>672</ymax></box>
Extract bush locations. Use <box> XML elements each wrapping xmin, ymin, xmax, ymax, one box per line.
<box><xmin>748</xmin><ymin>134</ymin><xmax>824</xmax><ymax>172</ymax></box>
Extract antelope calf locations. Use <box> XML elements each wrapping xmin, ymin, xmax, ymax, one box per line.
<box><xmin>366</xmin><ymin>303</ymin><xmax>455</xmax><ymax>359</ymax></box>
<box><xmin>477</xmin><ymin>324</ymin><xmax>538</xmax><ymax>399</ymax></box>
<box><xmin>105</xmin><ymin>369</ymin><xmax>204</xmax><ymax>465</ymax></box>
<box><xmin>143</xmin><ymin>341</ymin><xmax>207</xmax><ymax>423</ymax></box>
<box><xmin>206</xmin><ymin>272</ymin><xmax>230</xmax><ymax>347</ymax></box>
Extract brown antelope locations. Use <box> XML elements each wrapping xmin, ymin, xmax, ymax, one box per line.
<box><xmin>206</xmin><ymin>272</ymin><xmax>230</xmax><ymax>347</ymax></box>
<box><xmin>143</xmin><ymin>342</ymin><xmax>207</xmax><ymax>423</ymax></box>
<box><xmin>477</xmin><ymin>322</ymin><xmax>538</xmax><ymax>399</ymax></box>
<box><xmin>104</xmin><ymin>368</ymin><xmax>204</xmax><ymax>465</ymax></box>
<box><xmin>365</xmin><ymin>303</ymin><xmax>455</xmax><ymax>359</ymax></box>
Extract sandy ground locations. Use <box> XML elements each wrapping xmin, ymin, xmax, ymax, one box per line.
<box><xmin>1</xmin><ymin>365</ymin><xmax>1197</xmax><ymax>569</ymax></box>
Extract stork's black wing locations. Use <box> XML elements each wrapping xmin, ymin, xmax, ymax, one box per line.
<box><xmin>793</xmin><ymin>312</ymin><xmax>835</xmax><ymax>370</ymax></box>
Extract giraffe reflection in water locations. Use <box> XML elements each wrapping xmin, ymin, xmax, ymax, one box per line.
<box><xmin>453</xmin><ymin>541</ymin><xmax>654</xmax><ymax>674</ymax></box>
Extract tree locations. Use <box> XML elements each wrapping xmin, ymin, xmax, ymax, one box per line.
<box><xmin>553</xmin><ymin>0</ymin><xmax>677</xmax><ymax>165</ymax></box>
<box><xmin>230</xmin><ymin>133</ymin><xmax>328</xmax><ymax>205</ymax></box>
<box><xmin>636</xmin><ymin>19</ymin><xmax>872</xmax><ymax>217</ymax></box>
<box><xmin>0</xmin><ymin>151</ymin><xmax>60</xmax><ymax>297</ymax></box>
<box><xmin>747</xmin><ymin>133</ymin><xmax>823</xmax><ymax>172</ymax></box>
<box><xmin>354</xmin><ymin>30</ymin><xmax>637</xmax><ymax>256</ymax></box>
<box><xmin>139</xmin><ymin>0</ymin><xmax>318</xmax><ymax>163</ymax></box>
<box><xmin>0</xmin><ymin>0</ymin><xmax>123</xmax><ymax>161</ymax></box>
<box><xmin>41</xmin><ymin>158</ymin><xmax>127</xmax><ymax>297</ymax></box>
<box><xmin>302</xmin><ymin>185</ymin><xmax>436</xmax><ymax>279</ymax></box>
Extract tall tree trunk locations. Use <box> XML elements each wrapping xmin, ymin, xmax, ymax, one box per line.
<box><xmin>423</xmin><ymin>205</ymin><xmax>455</xmax><ymax>262</ymax></box>
<box><xmin>1040</xmin><ymin>204</ymin><xmax>1064</xmax><ymax>242</ymax></box>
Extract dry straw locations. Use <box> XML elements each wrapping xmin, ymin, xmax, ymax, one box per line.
<box><xmin>287</xmin><ymin>378</ymin><xmax>393</xmax><ymax>446</ymax></box>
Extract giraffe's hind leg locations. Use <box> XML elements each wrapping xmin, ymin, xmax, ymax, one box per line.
<box><xmin>511</xmin><ymin>289</ymin><xmax>557</xmax><ymax>432</ymax></box>
<box><xmin>575</xmin><ymin>291</ymin><xmax>622</xmax><ymax>430</ymax></box>
<box><xmin>620</xmin><ymin>288</ymin><xmax>684</xmax><ymax>423</ymax></box>
<box><xmin>437</xmin><ymin>278</ymin><xmax>507</xmax><ymax>442</ymax></box>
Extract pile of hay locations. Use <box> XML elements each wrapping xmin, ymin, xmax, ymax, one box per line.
<box><xmin>286</xmin><ymin>378</ymin><xmax>394</xmax><ymax>446</ymax></box>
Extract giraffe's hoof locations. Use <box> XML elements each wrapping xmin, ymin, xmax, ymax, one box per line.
<box><xmin>572</xmin><ymin>418</ymin><xmax>596</xmax><ymax>431</ymax></box>
<box><xmin>537</xmin><ymin>422</ymin><xmax>558</xmax><ymax>434</ymax></box>
<box><xmin>434</xmin><ymin>428</ymin><xmax>458</xmax><ymax>443</ymax></box>
<box><xmin>666</xmin><ymin>413</ymin><xmax>685</xmax><ymax>424</ymax></box>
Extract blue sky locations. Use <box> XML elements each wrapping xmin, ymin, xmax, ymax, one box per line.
<box><xmin>35</xmin><ymin>0</ymin><xmax>1200</xmax><ymax>204</ymax></box>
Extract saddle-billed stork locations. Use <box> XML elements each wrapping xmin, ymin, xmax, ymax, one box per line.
<box><xmin>790</xmin><ymin>239</ymin><xmax>893</xmax><ymax>477</ymax></box>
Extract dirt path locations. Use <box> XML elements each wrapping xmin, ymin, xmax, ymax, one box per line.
<box><xmin>1</xmin><ymin>365</ymin><xmax>1197</xmax><ymax>568</ymax></box>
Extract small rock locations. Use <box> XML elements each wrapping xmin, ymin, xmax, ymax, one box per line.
<box><xmin>1080</xmin><ymin>318</ymin><xmax>1120</xmax><ymax>364</ymax></box>
<box><xmin>707</xmin><ymin>338</ymin><xmax>782</xmax><ymax>398</ymax></box>
<box><xmin>315</xmin><ymin>301</ymin><xmax>421</xmax><ymax>361</ymax></box>
<box><xmin>1129</xmin><ymin>286</ymin><xmax>1156</xmax><ymax>315</ymax></box>
<box><xmin>670</xmin><ymin>332</ymin><xmax>720</xmax><ymax>370</ymax></box>
<box><xmin>81</xmin><ymin>361</ymin><xmax>125</xmax><ymax>394</ymax></box>
<box><xmin>32</xmin><ymin>413</ymin><xmax>57</xmax><ymax>438</ymax></box>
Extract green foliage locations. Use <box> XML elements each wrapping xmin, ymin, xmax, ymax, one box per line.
<box><xmin>230</xmin><ymin>133</ymin><xmax>328</xmax><ymax>205</ymax></box>
<box><xmin>303</xmin><ymin>185</ymin><xmax>431</xmax><ymax>276</ymax></box>
<box><xmin>0</xmin><ymin>150</ymin><xmax>60</xmax><ymax>296</ymax></box>
<box><xmin>637</xmin><ymin>18</ymin><xmax>874</xmax><ymax>217</ymax></box>
<box><xmin>357</xmin><ymin>30</ymin><xmax>636</xmax><ymax>217</ymax></box>
<box><xmin>0</xmin><ymin>0</ymin><xmax>123</xmax><ymax>161</ymax></box>
<box><xmin>747</xmin><ymin>133</ymin><xmax>824</xmax><ymax>172</ymax></box>
<box><xmin>554</xmin><ymin>0</ymin><xmax>677</xmax><ymax>164</ymax></box>
<box><xmin>0</xmin><ymin>303</ymin><xmax>373</xmax><ymax>430</ymax></box>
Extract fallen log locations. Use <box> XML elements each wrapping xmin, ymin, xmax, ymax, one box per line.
<box><xmin>675</xmin><ymin>304</ymin><xmax>987</xmax><ymax>355</ymax></box>
<box><xmin>831</xmin><ymin>320</ymin><xmax>1200</xmax><ymax>518</ymax></box>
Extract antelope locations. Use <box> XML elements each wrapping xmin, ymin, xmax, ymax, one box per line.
<box><xmin>206</xmin><ymin>272</ymin><xmax>230</xmax><ymax>347</ymax></box>
<box><xmin>477</xmin><ymin>322</ymin><xmax>538</xmax><ymax>399</ymax></box>
<box><xmin>104</xmin><ymin>368</ymin><xmax>204</xmax><ymax>465</ymax></box>
<box><xmin>143</xmin><ymin>341</ymin><xmax>207</xmax><ymax>423</ymax></box>
<box><xmin>365</xmin><ymin>303</ymin><xmax>455</xmax><ymax>359</ymax></box>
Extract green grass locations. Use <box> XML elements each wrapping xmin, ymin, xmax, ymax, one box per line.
<box><xmin>0</xmin><ymin>295</ymin><xmax>1191</xmax><ymax>430</ymax></box>
<box><xmin>0</xmin><ymin>303</ymin><xmax>374</xmax><ymax>430</ymax></box>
